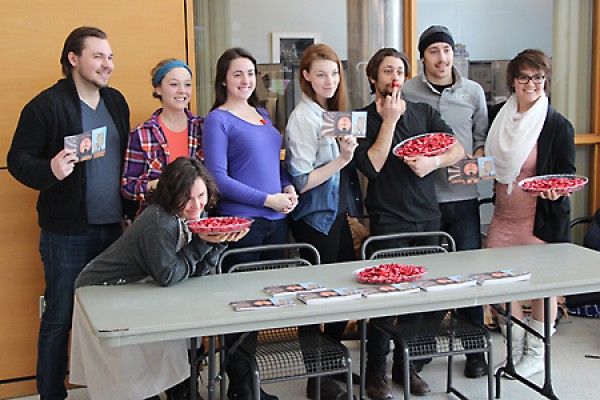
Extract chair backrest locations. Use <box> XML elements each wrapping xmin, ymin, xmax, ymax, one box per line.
<box><xmin>569</xmin><ymin>216</ymin><xmax>593</xmax><ymax>229</ymax></box>
<box><xmin>217</xmin><ymin>243</ymin><xmax>321</xmax><ymax>274</ymax></box>
<box><xmin>360</xmin><ymin>231</ymin><xmax>456</xmax><ymax>260</ymax></box>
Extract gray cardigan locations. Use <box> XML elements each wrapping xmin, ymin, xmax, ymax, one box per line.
<box><xmin>75</xmin><ymin>204</ymin><xmax>226</xmax><ymax>288</ymax></box>
<box><xmin>403</xmin><ymin>67</ymin><xmax>488</xmax><ymax>203</ymax></box>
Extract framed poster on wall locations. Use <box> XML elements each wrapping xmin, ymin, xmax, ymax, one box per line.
<box><xmin>271</xmin><ymin>32</ymin><xmax>321</xmax><ymax>63</ymax></box>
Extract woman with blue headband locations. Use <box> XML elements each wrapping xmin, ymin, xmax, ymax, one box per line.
<box><xmin>122</xmin><ymin>58</ymin><xmax>203</xmax><ymax>206</ymax></box>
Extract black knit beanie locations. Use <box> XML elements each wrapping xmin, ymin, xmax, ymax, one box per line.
<box><xmin>418</xmin><ymin>25</ymin><xmax>455</xmax><ymax>58</ymax></box>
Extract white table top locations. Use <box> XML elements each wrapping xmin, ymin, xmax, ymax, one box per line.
<box><xmin>75</xmin><ymin>243</ymin><xmax>600</xmax><ymax>347</ymax></box>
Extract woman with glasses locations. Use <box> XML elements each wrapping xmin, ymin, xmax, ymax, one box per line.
<box><xmin>484</xmin><ymin>49</ymin><xmax>575</xmax><ymax>378</ymax></box>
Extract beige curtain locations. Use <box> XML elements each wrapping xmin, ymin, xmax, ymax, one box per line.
<box><xmin>193</xmin><ymin>0</ymin><xmax>232</xmax><ymax>116</ymax></box>
<box><xmin>552</xmin><ymin>0</ymin><xmax>592</xmax><ymax>133</ymax></box>
<box><xmin>552</xmin><ymin>0</ymin><xmax>593</xmax><ymax>228</ymax></box>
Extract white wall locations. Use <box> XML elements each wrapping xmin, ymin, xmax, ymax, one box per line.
<box><xmin>231</xmin><ymin>0</ymin><xmax>552</xmax><ymax>64</ymax></box>
<box><xmin>230</xmin><ymin>0</ymin><xmax>347</xmax><ymax>64</ymax></box>
<box><xmin>417</xmin><ymin>0</ymin><xmax>553</xmax><ymax>60</ymax></box>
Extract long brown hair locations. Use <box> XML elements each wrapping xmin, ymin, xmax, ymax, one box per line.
<box><xmin>298</xmin><ymin>44</ymin><xmax>348</xmax><ymax>111</ymax></box>
<box><xmin>211</xmin><ymin>48</ymin><xmax>260</xmax><ymax>111</ymax></box>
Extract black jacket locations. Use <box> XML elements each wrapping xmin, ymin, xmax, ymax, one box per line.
<box><xmin>7</xmin><ymin>76</ymin><xmax>137</xmax><ymax>233</ymax></box>
<box><xmin>489</xmin><ymin>102</ymin><xmax>575</xmax><ymax>242</ymax></box>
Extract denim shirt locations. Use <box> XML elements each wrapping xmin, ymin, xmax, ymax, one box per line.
<box><xmin>284</xmin><ymin>95</ymin><xmax>342</xmax><ymax>234</ymax></box>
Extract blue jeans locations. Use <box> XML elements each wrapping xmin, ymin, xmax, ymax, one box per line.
<box><xmin>38</xmin><ymin>224</ymin><xmax>121</xmax><ymax>400</ymax></box>
<box><xmin>439</xmin><ymin>199</ymin><xmax>484</xmax><ymax>325</ymax></box>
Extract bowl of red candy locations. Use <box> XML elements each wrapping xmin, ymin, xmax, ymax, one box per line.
<box><xmin>392</xmin><ymin>132</ymin><xmax>456</xmax><ymax>159</ymax></box>
<box><xmin>354</xmin><ymin>263</ymin><xmax>427</xmax><ymax>284</ymax></box>
<box><xmin>518</xmin><ymin>174</ymin><xmax>588</xmax><ymax>195</ymax></box>
<box><xmin>187</xmin><ymin>216</ymin><xmax>253</xmax><ymax>235</ymax></box>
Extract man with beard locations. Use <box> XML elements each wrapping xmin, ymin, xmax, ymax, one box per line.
<box><xmin>354</xmin><ymin>48</ymin><xmax>464</xmax><ymax>399</ymax></box>
<box><xmin>7</xmin><ymin>26</ymin><xmax>135</xmax><ymax>400</ymax></box>
<box><xmin>403</xmin><ymin>25</ymin><xmax>489</xmax><ymax>380</ymax></box>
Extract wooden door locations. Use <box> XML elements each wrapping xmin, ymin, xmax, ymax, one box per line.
<box><xmin>0</xmin><ymin>1</ymin><xmax>195</xmax><ymax>397</ymax></box>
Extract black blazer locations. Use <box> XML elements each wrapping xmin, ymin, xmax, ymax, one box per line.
<box><xmin>489</xmin><ymin>102</ymin><xmax>575</xmax><ymax>243</ymax></box>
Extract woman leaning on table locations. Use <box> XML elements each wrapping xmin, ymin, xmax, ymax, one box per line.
<box><xmin>284</xmin><ymin>43</ymin><xmax>361</xmax><ymax>400</ymax></box>
<box><xmin>121</xmin><ymin>58</ymin><xmax>203</xmax><ymax>207</ymax></box>
<box><xmin>484</xmin><ymin>49</ymin><xmax>575</xmax><ymax>378</ymax></box>
<box><xmin>70</xmin><ymin>157</ymin><xmax>246</xmax><ymax>400</ymax></box>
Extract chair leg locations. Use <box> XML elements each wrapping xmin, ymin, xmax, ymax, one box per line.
<box><xmin>403</xmin><ymin>351</ymin><xmax>411</xmax><ymax>400</ymax></box>
<box><xmin>447</xmin><ymin>355</ymin><xmax>453</xmax><ymax>393</ymax></box>
<box><xmin>316</xmin><ymin>376</ymin><xmax>321</xmax><ymax>400</ymax></box>
<box><xmin>252</xmin><ymin>371</ymin><xmax>260</xmax><ymax>400</ymax></box>
<box><xmin>346</xmin><ymin>357</ymin><xmax>354</xmax><ymax>400</ymax></box>
<box><xmin>486</xmin><ymin>341</ymin><xmax>494</xmax><ymax>400</ymax></box>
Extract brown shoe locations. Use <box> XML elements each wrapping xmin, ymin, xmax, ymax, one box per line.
<box><xmin>391</xmin><ymin>365</ymin><xmax>431</xmax><ymax>396</ymax></box>
<box><xmin>366</xmin><ymin>372</ymin><xmax>393</xmax><ymax>400</ymax></box>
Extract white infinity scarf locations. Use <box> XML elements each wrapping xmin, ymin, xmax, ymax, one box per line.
<box><xmin>485</xmin><ymin>94</ymin><xmax>548</xmax><ymax>192</ymax></box>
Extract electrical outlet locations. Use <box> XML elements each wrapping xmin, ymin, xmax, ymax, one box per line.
<box><xmin>39</xmin><ymin>296</ymin><xmax>46</xmax><ymax>318</ymax></box>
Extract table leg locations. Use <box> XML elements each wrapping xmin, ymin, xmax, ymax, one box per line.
<box><xmin>540</xmin><ymin>297</ymin><xmax>558</xmax><ymax>399</ymax></box>
<box><xmin>495</xmin><ymin>299</ymin><xmax>559</xmax><ymax>399</ymax></box>
<box><xmin>359</xmin><ymin>319</ymin><xmax>366</xmax><ymax>400</ymax></box>
<box><xmin>207</xmin><ymin>336</ymin><xmax>216</xmax><ymax>400</ymax></box>
<box><xmin>190</xmin><ymin>337</ymin><xmax>198</xmax><ymax>400</ymax></box>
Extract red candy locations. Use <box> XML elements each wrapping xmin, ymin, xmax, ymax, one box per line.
<box><xmin>520</xmin><ymin>176</ymin><xmax>587</xmax><ymax>194</ymax></box>
<box><xmin>355</xmin><ymin>263</ymin><xmax>426</xmax><ymax>284</ymax></box>
<box><xmin>393</xmin><ymin>133</ymin><xmax>456</xmax><ymax>158</ymax></box>
<box><xmin>187</xmin><ymin>217</ymin><xmax>252</xmax><ymax>234</ymax></box>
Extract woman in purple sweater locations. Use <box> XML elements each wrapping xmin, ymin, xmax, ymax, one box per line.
<box><xmin>203</xmin><ymin>48</ymin><xmax>298</xmax><ymax>265</ymax></box>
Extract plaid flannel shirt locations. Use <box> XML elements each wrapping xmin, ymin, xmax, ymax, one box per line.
<box><xmin>121</xmin><ymin>108</ymin><xmax>203</xmax><ymax>202</ymax></box>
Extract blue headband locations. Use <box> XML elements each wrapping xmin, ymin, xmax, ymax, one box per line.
<box><xmin>152</xmin><ymin>60</ymin><xmax>192</xmax><ymax>87</ymax></box>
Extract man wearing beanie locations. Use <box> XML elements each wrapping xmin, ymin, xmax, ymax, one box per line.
<box><xmin>404</xmin><ymin>25</ymin><xmax>489</xmax><ymax>379</ymax></box>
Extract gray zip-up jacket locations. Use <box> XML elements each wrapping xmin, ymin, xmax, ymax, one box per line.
<box><xmin>403</xmin><ymin>67</ymin><xmax>488</xmax><ymax>203</ymax></box>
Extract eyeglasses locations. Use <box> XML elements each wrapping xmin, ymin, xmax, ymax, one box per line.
<box><xmin>514</xmin><ymin>74</ymin><xmax>545</xmax><ymax>84</ymax></box>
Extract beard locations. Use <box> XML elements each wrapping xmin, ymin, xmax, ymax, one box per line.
<box><xmin>77</xmin><ymin>69</ymin><xmax>111</xmax><ymax>89</ymax></box>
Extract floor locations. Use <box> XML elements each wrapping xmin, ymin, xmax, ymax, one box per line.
<box><xmin>10</xmin><ymin>315</ymin><xmax>600</xmax><ymax>400</ymax></box>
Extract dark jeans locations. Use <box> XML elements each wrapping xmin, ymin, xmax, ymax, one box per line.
<box><xmin>221</xmin><ymin>217</ymin><xmax>289</xmax><ymax>272</ymax></box>
<box><xmin>439</xmin><ymin>199</ymin><xmax>484</xmax><ymax>325</ymax></box>
<box><xmin>38</xmin><ymin>224</ymin><xmax>121</xmax><ymax>400</ymax></box>
<box><xmin>366</xmin><ymin>216</ymin><xmax>441</xmax><ymax>374</ymax></box>
<box><xmin>224</xmin><ymin>217</ymin><xmax>288</xmax><ymax>393</ymax></box>
<box><xmin>291</xmin><ymin>213</ymin><xmax>355</xmax><ymax>341</ymax></box>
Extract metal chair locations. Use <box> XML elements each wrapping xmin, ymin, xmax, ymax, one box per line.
<box><xmin>359</xmin><ymin>231</ymin><xmax>493</xmax><ymax>400</ymax></box>
<box><xmin>217</xmin><ymin>243</ymin><xmax>354</xmax><ymax>400</ymax></box>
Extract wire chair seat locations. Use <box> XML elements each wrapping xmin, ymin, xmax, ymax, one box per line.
<box><xmin>238</xmin><ymin>326</ymin><xmax>351</xmax><ymax>382</ymax></box>
<box><xmin>360</xmin><ymin>231</ymin><xmax>493</xmax><ymax>400</ymax></box>
<box><xmin>373</xmin><ymin>312</ymin><xmax>491</xmax><ymax>360</ymax></box>
<box><xmin>217</xmin><ymin>243</ymin><xmax>353</xmax><ymax>400</ymax></box>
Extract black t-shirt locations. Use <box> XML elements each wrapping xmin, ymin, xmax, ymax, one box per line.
<box><xmin>337</xmin><ymin>166</ymin><xmax>350</xmax><ymax>214</ymax></box>
<box><xmin>354</xmin><ymin>101</ymin><xmax>453</xmax><ymax>223</ymax></box>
